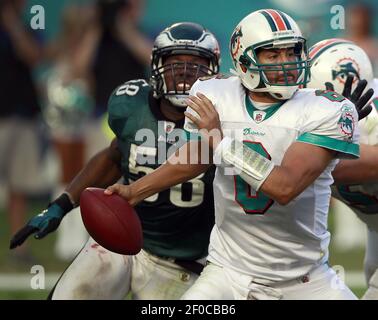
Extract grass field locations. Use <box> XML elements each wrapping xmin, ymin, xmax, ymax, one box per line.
<box><xmin>0</xmin><ymin>198</ymin><xmax>368</xmax><ymax>299</ymax></box>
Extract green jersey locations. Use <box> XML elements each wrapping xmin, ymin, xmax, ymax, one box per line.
<box><xmin>108</xmin><ymin>79</ymin><xmax>215</xmax><ymax>260</ymax></box>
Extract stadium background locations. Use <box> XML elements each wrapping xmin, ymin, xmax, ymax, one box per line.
<box><xmin>0</xmin><ymin>0</ymin><xmax>377</xmax><ymax>299</ymax></box>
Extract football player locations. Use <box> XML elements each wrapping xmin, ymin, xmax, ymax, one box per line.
<box><xmin>105</xmin><ymin>10</ymin><xmax>372</xmax><ymax>299</ymax></box>
<box><xmin>10</xmin><ymin>22</ymin><xmax>220</xmax><ymax>299</ymax></box>
<box><xmin>308</xmin><ymin>38</ymin><xmax>378</xmax><ymax>300</ymax></box>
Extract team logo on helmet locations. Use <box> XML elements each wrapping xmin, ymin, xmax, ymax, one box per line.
<box><xmin>338</xmin><ymin>105</ymin><xmax>355</xmax><ymax>138</ymax></box>
<box><xmin>230</xmin><ymin>26</ymin><xmax>243</xmax><ymax>62</ymax></box>
<box><xmin>332</xmin><ymin>58</ymin><xmax>360</xmax><ymax>85</ymax></box>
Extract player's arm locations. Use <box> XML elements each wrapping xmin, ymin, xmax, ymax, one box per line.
<box><xmin>10</xmin><ymin>138</ymin><xmax>123</xmax><ymax>248</ymax></box>
<box><xmin>258</xmin><ymin>142</ymin><xmax>336</xmax><ymax>204</ymax></box>
<box><xmin>66</xmin><ymin>138</ymin><xmax>122</xmax><ymax>204</ymax></box>
<box><xmin>185</xmin><ymin>91</ymin><xmax>358</xmax><ymax>206</ymax></box>
<box><xmin>105</xmin><ymin>140</ymin><xmax>211</xmax><ymax>206</ymax></box>
<box><xmin>213</xmin><ymin>136</ymin><xmax>336</xmax><ymax>205</ymax></box>
<box><xmin>332</xmin><ymin>144</ymin><xmax>378</xmax><ymax>184</ymax></box>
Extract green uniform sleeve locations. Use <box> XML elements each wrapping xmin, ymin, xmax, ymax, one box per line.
<box><xmin>107</xmin><ymin>79</ymin><xmax>150</xmax><ymax>138</ymax></box>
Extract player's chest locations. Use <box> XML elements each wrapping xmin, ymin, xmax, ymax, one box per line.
<box><xmin>222</xmin><ymin>120</ymin><xmax>299</xmax><ymax>164</ymax></box>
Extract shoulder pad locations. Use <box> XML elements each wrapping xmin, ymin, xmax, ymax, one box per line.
<box><xmin>108</xmin><ymin>79</ymin><xmax>150</xmax><ymax>135</ymax></box>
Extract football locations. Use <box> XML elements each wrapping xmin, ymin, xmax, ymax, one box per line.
<box><xmin>80</xmin><ymin>187</ymin><xmax>143</xmax><ymax>255</ymax></box>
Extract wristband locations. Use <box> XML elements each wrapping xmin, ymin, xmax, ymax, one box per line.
<box><xmin>49</xmin><ymin>193</ymin><xmax>75</xmax><ymax>214</ymax></box>
<box><xmin>214</xmin><ymin>136</ymin><xmax>274</xmax><ymax>190</ymax></box>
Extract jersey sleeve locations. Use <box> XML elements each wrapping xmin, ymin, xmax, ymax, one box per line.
<box><xmin>296</xmin><ymin>90</ymin><xmax>360</xmax><ymax>159</ymax></box>
<box><xmin>107</xmin><ymin>80</ymin><xmax>149</xmax><ymax>138</ymax></box>
<box><xmin>183</xmin><ymin>78</ymin><xmax>218</xmax><ymax>141</ymax></box>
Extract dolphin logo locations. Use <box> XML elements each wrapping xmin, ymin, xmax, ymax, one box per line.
<box><xmin>338</xmin><ymin>112</ymin><xmax>354</xmax><ymax>136</ymax></box>
<box><xmin>230</xmin><ymin>27</ymin><xmax>243</xmax><ymax>61</ymax></box>
<box><xmin>332</xmin><ymin>62</ymin><xmax>360</xmax><ymax>82</ymax></box>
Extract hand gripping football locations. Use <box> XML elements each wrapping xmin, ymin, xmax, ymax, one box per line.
<box><xmin>80</xmin><ymin>187</ymin><xmax>143</xmax><ymax>255</ymax></box>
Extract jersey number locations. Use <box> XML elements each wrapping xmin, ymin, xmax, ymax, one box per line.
<box><xmin>234</xmin><ymin>141</ymin><xmax>274</xmax><ymax>214</ymax></box>
<box><xmin>116</xmin><ymin>79</ymin><xmax>149</xmax><ymax>96</ymax></box>
<box><xmin>128</xmin><ymin>144</ymin><xmax>204</xmax><ymax>207</ymax></box>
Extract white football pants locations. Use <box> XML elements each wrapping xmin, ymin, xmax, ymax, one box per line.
<box><xmin>181</xmin><ymin>262</ymin><xmax>357</xmax><ymax>300</ymax></box>
<box><xmin>50</xmin><ymin>237</ymin><xmax>200</xmax><ymax>300</ymax></box>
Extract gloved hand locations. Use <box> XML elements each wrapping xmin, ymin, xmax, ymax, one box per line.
<box><xmin>10</xmin><ymin>193</ymin><xmax>74</xmax><ymax>249</ymax></box>
<box><xmin>325</xmin><ymin>74</ymin><xmax>374</xmax><ymax>121</ymax></box>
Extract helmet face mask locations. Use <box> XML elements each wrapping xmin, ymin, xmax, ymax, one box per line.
<box><xmin>247</xmin><ymin>40</ymin><xmax>309</xmax><ymax>87</ymax></box>
<box><xmin>307</xmin><ymin>38</ymin><xmax>374</xmax><ymax>94</ymax></box>
<box><xmin>230</xmin><ymin>10</ymin><xmax>311</xmax><ymax>100</ymax></box>
<box><xmin>151</xmin><ymin>22</ymin><xmax>220</xmax><ymax>107</ymax></box>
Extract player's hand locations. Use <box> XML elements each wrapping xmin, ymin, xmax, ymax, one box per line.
<box><xmin>105</xmin><ymin>184</ymin><xmax>134</xmax><ymax>203</ymax></box>
<box><xmin>325</xmin><ymin>75</ymin><xmax>374</xmax><ymax>121</ymax></box>
<box><xmin>184</xmin><ymin>92</ymin><xmax>223</xmax><ymax>150</ymax></box>
<box><xmin>10</xmin><ymin>204</ymin><xmax>66</xmax><ymax>249</ymax></box>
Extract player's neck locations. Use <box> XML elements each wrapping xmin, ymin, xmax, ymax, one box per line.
<box><xmin>248</xmin><ymin>91</ymin><xmax>281</xmax><ymax>104</ymax></box>
<box><xmin>159</xmin><ymin>99</ymin><xmax>186</xmax><ymax>121</ymax></box>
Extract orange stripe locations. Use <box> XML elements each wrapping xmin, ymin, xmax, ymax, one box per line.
<box><xmin>309</xmin><ymin>38</ymin><xmax>349</xmax><ymax>59</ymax></box>
<box><xmin>266</xmin><ymin>9</ymin><xmax>286</xmax><ymax>31</ymax></box>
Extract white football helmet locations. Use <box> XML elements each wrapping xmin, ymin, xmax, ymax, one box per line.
<box><xmin>308</xmin><ymin>38</ymin><xmax>373</xmax><ymax>93</ymax></box>
<box><xmin>230</xmin><ymin>9</ymin><xmax>311</xmax><ymax>100</ymax></box>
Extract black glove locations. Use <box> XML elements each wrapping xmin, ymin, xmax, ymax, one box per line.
<box><xmin>325</xmin><ymin>74</ymin><xmax>374</xmax><ymax>121</ymax></box>
<box><xmin>10</xmin><ymin>193</ymin><xmax>74</xmax><ymax>249</ymax></box>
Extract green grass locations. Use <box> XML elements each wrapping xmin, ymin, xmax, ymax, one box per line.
<box><xmin>0</xmin><ymin>290</ymin><xmax>51</xmax><ymax>300</ymax></box>
<box><xmin>0</xmin><ymin>199</ymin><xmax>67</xmax><ymax>272</ymax></box>
<box><xmin>0</xmin><ymin>199</ymin><xmax>67</xmax><ymax>300</ymax></box>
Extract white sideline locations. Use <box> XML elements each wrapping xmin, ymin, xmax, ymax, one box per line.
<box><xmin>0</xmin><ymin>273</ymin><xmax>60</xmax><ymax>291</ymax></box>
<box><xmin>0</xmin><ymin>271</ymin><xmax>367</xmax><ymax>291</ymax></box>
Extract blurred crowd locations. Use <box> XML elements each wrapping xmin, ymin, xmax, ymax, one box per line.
<box><xmin>0</xmin><ymin>0</ymin><xmax>152</xmax><ymax>263</ymax></box>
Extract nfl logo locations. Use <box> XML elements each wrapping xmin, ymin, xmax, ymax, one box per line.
<box><xmin>253</xmin><ymin>111</ymin><xmax>266</xmax><ymax>123</ymax></box>
<box><xmin>255</xmin><ymin>114</ymin><xmax>263</xmax><ymax>122</ymax></box>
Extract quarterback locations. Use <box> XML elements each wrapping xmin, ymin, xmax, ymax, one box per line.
<box><xmin>10</xmin><ymin>22</ymin><xmax>220</xmax><ymax>299</ymax></box>
<box><xmin>105</xmin><ymin>10</ymin><xmax>370</xmax><ymax>299</ymax></box>
<box><xmin>308</xmin><ymin>38</ymin><xmax>378</xmax><ymax>300</ymax></box>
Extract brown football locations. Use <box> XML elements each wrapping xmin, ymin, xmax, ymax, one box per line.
<box><xmin>80</xmin><ymin>187</ymin><xmax>143</xmax><ymax>255</ymax></box>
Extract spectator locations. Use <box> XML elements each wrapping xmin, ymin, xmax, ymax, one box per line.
<box><xmin>42</xmin><ymin>4</ymin><xmax>95</xmax><ymax>260</ymax></box>
<box><xmin>49</xmin><ymin>0</ymin><xmax>152</xmax><ymax>260</ymax></box>
<box><xmin>346</xmin><ymin>3</ymin><xmax>378</xmax><ymax>74</ymax></box>
<box><xmin>73</xmin><ymin>0</ymin><xmax>152</xmax><ymax>158</ymax></box>
<box><xmin>0</xmin><ymin>0</ymin><xmax>43</xmax><ymax>263</ymax></box>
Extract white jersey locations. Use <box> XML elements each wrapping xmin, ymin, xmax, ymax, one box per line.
<box><xmin>184</xmin><ymin>76</ymin><xmax>360</xmax><ymax>282</ymax></box>
<box><xmin>332</xmin><ymin>78</ymin><xmax>378</xmax><ymax>232</ymax></box>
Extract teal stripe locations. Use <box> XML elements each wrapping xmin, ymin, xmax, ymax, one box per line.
<box><xmin>245</xmin><ymin>95</ymin><xmax>282</xmax><ymax>122</ymax></box>
<box><xmin>278</xmin><ymin>11</ymin><xmax>292</xmax><ymax>30</ymax></box>
<box><xmin>260</xmin><ymin>11</ymin><xmax>277</xmax><ymax>32</ymax></box>
<box><xmin>372</xmin><ymin>98</ymin><xmax>378</xmax><ymax>111</ymax></box>
<box><xmin>297</xmin><ymin>132</ymin><xmax>359</xmax><ymax>158</ymax></box>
